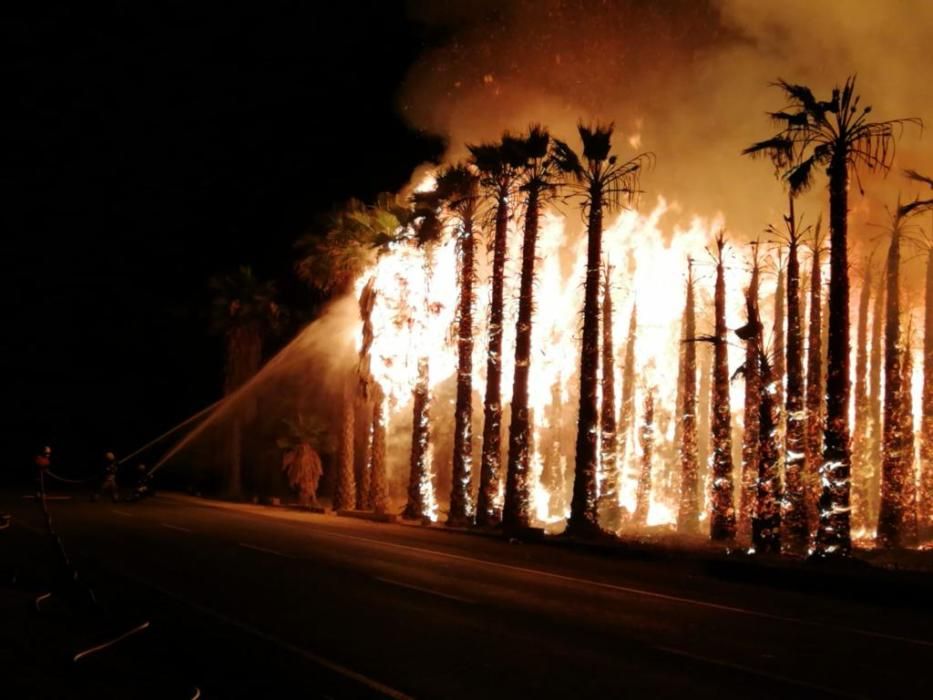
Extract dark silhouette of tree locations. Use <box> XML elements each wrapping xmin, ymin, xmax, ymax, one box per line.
<box><xmin>677</xmin><ymin>259</ymin><xmax>700</xmax><ymax>534</ymax></box>
<box><xmin>554</xmin><ymin>124</ymin><xmax>650</xmax><ymax>536</ymax></box>
<box><xmin>295</xmin><ymin>195</ymin><xmax>409</xmax><ymax>511</ymax></box>
<box><xmin>503</xmin><ymin>127</ymin><xmax>563</xmax><ymax>530</ymax></box>
<box><xmin>744</xmin><ymin>77</ymin><xmax>919</xmax><ymax>556</ymax></box>
<box><xmin>469</xmin><ymin>136</ymin><xmax>526</xmax><ymax>526</ymax></box>
<box><xmin>210</xmin><ymin>266</ymin><xmax>279</xmax><ymax>497</ymax></box>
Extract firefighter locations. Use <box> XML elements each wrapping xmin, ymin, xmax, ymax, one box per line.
<box><xmin>94</xmin><ymin>451</ymin><xmax>120</xmax><ymax>502</ymax></box>
<box><xmin>33</xmin><ymin>446</ymin><xmax>52</xmax><ymax>498</ymax></box>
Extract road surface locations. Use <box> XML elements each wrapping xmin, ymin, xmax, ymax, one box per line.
<box><xmin>2</xmin><ymin>491</ymin><xmax>931</xmax><ymax>698</ymax></box>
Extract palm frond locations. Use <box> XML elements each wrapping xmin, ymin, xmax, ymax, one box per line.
<box><xmin>742</xmin><ymin>136</ymin><xmax>794</xmax><ymax>166</ymax></box>
<box><xmin>578</xmin><ymin>122</ymin><xmax>614</xmax><ymax>162</ymax></box>
<box><xmin>551</xmin><ymin>139</ymin><xmax>582</xmax><ymax>178</ymax></box>
<box><xmin>905</xmin><ymin>169</ymin><xmax>933</xmax><ymax>189</ymax></box>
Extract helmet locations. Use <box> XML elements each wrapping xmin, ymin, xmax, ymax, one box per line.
<box><xmin>104</xmin><ymin>451</ymin><xmax>116</xmax><ymax>462</ymax></box>
<box><xmin>41</xmin><ymin>446</ymin><xmax>52</xmax><ymax>457</ymax></box>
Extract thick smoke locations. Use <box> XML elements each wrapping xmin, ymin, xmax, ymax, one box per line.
<box><xmin>400</xmin><ymin>0</ymin><xmax>932</xmax><ymax>280</ymax></box>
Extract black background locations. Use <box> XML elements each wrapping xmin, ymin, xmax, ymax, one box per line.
<box><xmin>2</xmin><ymin>2</ymin><xmax>443</xmax><ymax>474</ymax></box>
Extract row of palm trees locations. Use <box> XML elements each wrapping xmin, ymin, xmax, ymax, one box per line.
<box><xmin>215</xmin><ymin>75</ymin><xmax>931</xmax><ymax>555</ymax></box>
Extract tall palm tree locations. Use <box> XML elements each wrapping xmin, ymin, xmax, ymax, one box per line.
<box><xmin>554</xmin><ymin>124</ymin><xmax>650</xmax><ymax>536</ymax></box>
<box><xmin>469</xmin><ymin>136</ymin><xmax>526</xmax><ymax>526</ymax></box>
<box><xmin>869</xmin><ymin>255</ymin><xmax>886</xmax><ymax>523</ymax></box>
<box><xmin>851</xmin><ymin>255</ymin><xmax>874</xmax><ymax>531</ymax></box>
<box><xmin>736</xmin><ymin>265</ymin><xmax>782</xmax><ymax>553</ymax></box>
<box><xmin>402</xmin><ymin>190</ymin><xmax>446</xmax><ymax>521</ymax></box>
<box><xmin>295</xmin><ymin>196</ymin><xmax>408</xmax><ymax>512</ymax></box>
<box><xmin>708</xmin><ymin>234</ymin><xmax>736</xmax><ymax>541</ymax></box>
<box><xmin>878</xmin><ymin>200</ymin><xmax>931</xmax><ymax>547</ymax></box>
<box><xmin>771</xmin><ymin>196</ymin><xmax>809</xmax><ymax>554</ymax></box>
<box><xmin>430</xmin><ymin>165</ymin><xmax>482</xmax><ymax>526</ymax></box>
<box><xmin>503</xmin><ymin>126</ymin><xmax>562</xmax><ymax>530</ymax></box>
<box><xmin>739</xmin><ymin>248</ymin><xmax>762</xmax><ymax>544</ymax></box>
<box><xmin>677</xmin><ymin>259</ymin><xmax>700</xmax><ymax>534</ymax></box>
<box><xmin>744</xmin><ymin>77</ymin><xmax>919</xmax><ymax>556</ymax></box>
<box><xmin>905</xmin><ymin>170</ymin><xmax>933</xmax><ymax>535</ymax></box>
<box><xmin>804</xmin><ymin>224</ymin><xmax>826</xmax><ymax>533</ymax></box>
<box><xmin>597</xmin><ymin>265</ymin><xmax>621</xmax><ymax>529</ymax></box>
<box><xmin>210</xmin><ymin>266</ymin><xmax>279</xmax><ymax>497</ymax></box>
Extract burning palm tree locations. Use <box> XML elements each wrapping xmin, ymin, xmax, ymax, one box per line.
<box><xmin>295</xmin><ymin>196</ymin><xmax>408</xmax><ymax>512</ymax></box>
<box><xmin>677</xmin><ymin>259</ymin><xmax>700</xmax><ymax>534</ymax></box>
<box><xmin>770</xmin><ymin>196</ymin><xmax>809</xmax><ymax>554</ymax></box>
<box><xmin>430</xmin><ymin>165</ymin><xmax>482</xmax><ymax>526</ymax></box>
<box><xmin>744</xmin><ymin>77</ymin><xmax>919</xmax><ymax>556</ymax></box>
<box><xmin>905</xmin><ymin>170</ymin><xmax>933</xmax><ymax>536</ymax></box>
<box><xmin>210</xmin><ymin>266</ymin><xmax>279</xmax><ymax>497</ymax></box>
<box><xmin>469</xmin><ymin>136</ymin><xmax>526</xmax><ymax>526</ymax></box>
<box><xmin>851</xmin><ymin>254</ymin><xmax>874</xmax><ymax>532</ymax></box>
<box><xmin>878</xmin><ymin>199</ymin><xmax>932</xmax><ymax>548</ymax></box>
<box><xmin>708</xmin><ymin>233</ymin><xmax>736</xmax><ymax>541</ymax></box>
<box><xmin>738</xmin><ymin>246</ymin><xmax>762</xmax><ymax>544</ymax></box>
<box><xmin>554</xmin><ymin>123</ymin><xmax>651</xmax><ymax>536</ymax></box>
<box><xmin>503</xmin><ymin>126</ymin><xmax>562</xmax><ymax>530</ymax></box>
<box><xmin>598</xmin><ymin>265</ymin><xmax>621</xmax><ymax>530</ymax></box>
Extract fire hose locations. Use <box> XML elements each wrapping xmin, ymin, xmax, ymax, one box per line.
<box><xmin>33</xmin><ymin>470</ymin><xmax>151</xmax><ymax>662</ymax></box>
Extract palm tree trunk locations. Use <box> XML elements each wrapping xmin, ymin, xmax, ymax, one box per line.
<box><xmin>851</xmin><ymin>262</ymin><xmax>873</xmax><ymax>531</ymax></box>
<box><xmin>805</xmin><ymin>241</ymin><xmax>824</xmax><ymax>535</ymax></box>
<box><xmin>404</xmin><ymin>356</ymin><xmax>432</xmax><ymax>520</ymax></box>
<box><xmin>697</xmin><ymin>341</ymin><xmax>712</xmax><ymax>516</ymax></box>
<box><xmin>369</xmin><ymin>383</ymin><xmax>389</xmax><ymax>514</ymax></box>
<box><xmin>634</xmin><ymin>389</ymin><xmax>655</xmax><ymax>526</ymax></box>
<box><xmin>773</xmin><ymin>258</ymin><xmax>786</xmax><ymax>414</ymax></box>
<box><xmin>739</xmin><ymin>264</ymin><xmax>761</xmax><ymax>543</ymax></box>
<box><xmin>783</xmin><ymin>231</ymin><xmax>808</xmax><ymax>554</ymax></box>
<box><xmin>869</xmin><ymin>265</ymin><xmax>885</xmax><ymax>524</ymax></box>
<box><xmin>618</xmin><ymin>305</ymin><xmax>637</xmax><ymax>499</ymax></box>
<box><xmin>743</xmin><ymin>287</ymin><xmax>782</xmax><ymax>554</ymax></box>
<box><xmin>878</xmin><ymin>228</ymin><xmax>911</xmax><ymax>548</ymax></box>
<box><xmin>922</xmin><ymin>248</ymin><xmax>933</xmax><ymax>535</ymax></box>
<box><xmin>815</xmin><ymin>156</ymin><xmax>852</xmax><ymax>556</ymax></box>
<box><xmin>358</xmin><ymin>402</ymin><xmax>372</xmax><ymax>510</ymax></box>
<box><xmin>598</xmin><ymin>268</ymin><xmax>621</xmax><ymax>530</ymax></box>
<box><xmin>678</xmin><ymin>262</ymin><xmax>700</xmax><ymax>534</ymax></box>
<box><xmin>449</xmin><ymin>210</ymin><xmax>476</xmax><ymax>525</ymax></box>
<box><xmin>334</xmin><ymin>377</ymin><xmax>357</xmax><ymax>511</ymax></box>
<box><xmin>569</xmin><ymin>185</ymin><xmax>604</xmax><ymax>535</ymax></box>
<box><xmin>901</xmin><ymin>340</ymin><xmax>919</xmax><ymax>545</ymax></box>
<box><xmin>477</xmin><ymin>187</ymin><xmax>510</xmax><ymax>526</ymax></box>
<box><xmin>504</xmin><ymin>186</ymin><xmax>540</xmax><ymax>529</ymax></box>
<box><xmin>545</xmin><ymin>379</ymin><xmax>569</xmax><ymax>517</ymax></box>
<box><xmin>710</xmin><ymin>238</ymin><xmax>736</xmax><ymax>541</ymax></box>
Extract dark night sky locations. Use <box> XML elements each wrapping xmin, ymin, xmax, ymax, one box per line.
<box><xmin>2</xmin><ymin>3</ymin><xmax>443</xmax><ymax>471</ymax></box>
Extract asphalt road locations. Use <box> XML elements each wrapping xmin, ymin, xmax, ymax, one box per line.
<box><xmin>2</xmin><ymin>491</ymin><xmax>932</xmax><ymax>699</ymax></box>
